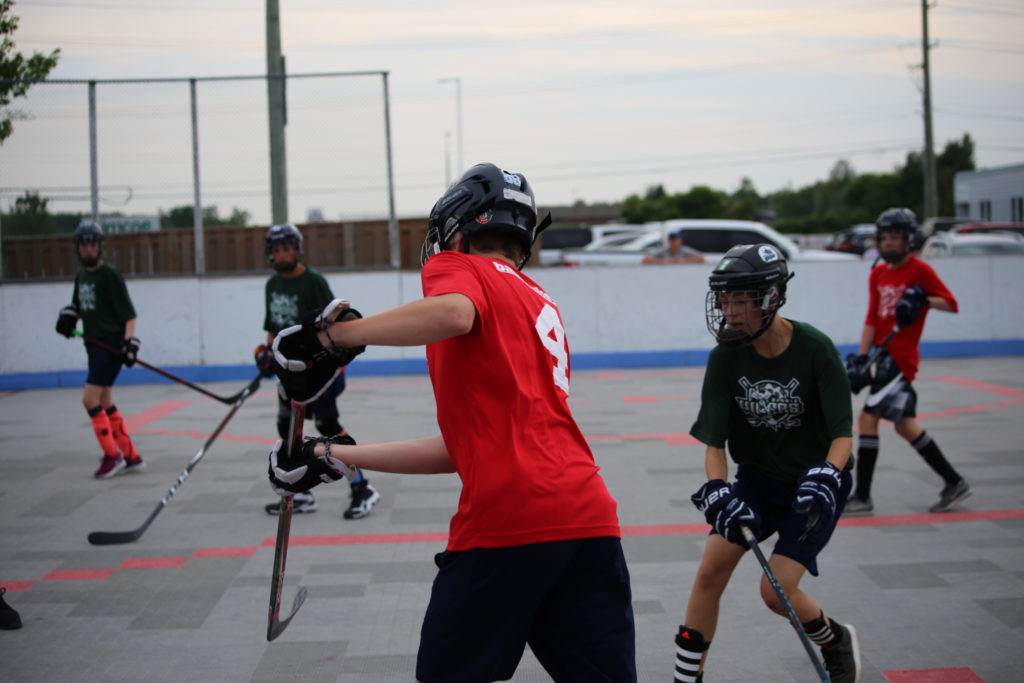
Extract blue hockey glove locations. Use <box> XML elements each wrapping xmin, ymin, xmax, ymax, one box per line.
<box><xmin>792</xmin><ymin>461</ymin><xmax>843</xmax><ymax>546</ymax></box>
<box><xmin>692</xmin><ymin>479</ymin><xmax>761</xmax><ymax>547</ymax></box>
<box><xmin>895</xmin><ymin>285</ymin><xmax>929</xmax><ymax>328</ymax></box>
<box><xmin>254</xmin><ymin>344</ymin><xmax>276</xmax><ymax>378</ymax></box>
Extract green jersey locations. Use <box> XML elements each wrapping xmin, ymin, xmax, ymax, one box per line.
<box><xmin>689</xmin><ymin>320</ymin><xmax>853</xmax><ymax>483</ymax></box>
<box><xmin>72</xmin><ymin>262</ymin><xmax>136</xmax><ymax>338</ymax></box>
<box><xmin>263</xmin><ymin>267</ymin><xmax>335</xmax><ymax>335</ymax></box>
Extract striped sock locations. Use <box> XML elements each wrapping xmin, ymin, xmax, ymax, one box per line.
<box><xmin>803</xmin><ymin>612</ymin><xmax>840</xmax><ymax>647</ymax></box>
<box><xmin>912</xmin><ymin>431</ymin><xmax>961</xmax><ymax>486</ymax></box>
<box><xmin>674</xmin><ymin>626</ymin><xmax>708</xmax><ymax>682</ymax></box>
<box><xmin>855</xmin><ymin>434</ymin><xmax>880</xmax><ymax>500</ymax></box>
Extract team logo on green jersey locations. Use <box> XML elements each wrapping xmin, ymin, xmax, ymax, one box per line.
<box><xmin>269</xmin><ymin>292</ymin><xmax>301</xmax><ymax>329</ymax></box>
<box><xmin>79</xmin><ymin>283</ymin><xmax>97</xmax><ymax>312</ymax></box>
<box><xmin>735</xmin><ymin>377</ymin><xmax>803</xmax><ymax>431</ymax></box>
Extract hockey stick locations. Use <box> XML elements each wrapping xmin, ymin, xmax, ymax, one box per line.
<box><xmin>72</xmin><ymin>330</ymin><xmax>261</xmax><ymax>405</ymax></box>
<box><xmin>267</xmin><ymin>401</ymin><xmax>309</xmax><ymax>641</ymax></box>
<box><xmin>740</xmin><ymin>525</ymin><xmax>830</xmax><ymax>683</ymax></box>
<box><xmin>87</xmin><ymin>372</ymin><xmax>263</xmax><ymax>545</ymax></box>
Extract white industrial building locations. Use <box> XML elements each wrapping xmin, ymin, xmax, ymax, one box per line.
<box><xmin>954</xmin><ymin>162</ymin><xmax>1024</xmax><ymax>222</ymax></box>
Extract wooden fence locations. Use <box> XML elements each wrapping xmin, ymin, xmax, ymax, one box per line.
<box><xmin>1</xmin><ymin>219</ymin><xmax>432</xmax><ymax>280</ymax></box>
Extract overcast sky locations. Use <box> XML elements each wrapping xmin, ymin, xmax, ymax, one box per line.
<box><xmin>3</xmin><ymin>0</ymin><xmax>1023</xmax><ymax>225</ymax></box>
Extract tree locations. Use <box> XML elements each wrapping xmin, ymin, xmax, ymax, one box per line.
<box><xmin>936</xmin><ymin>133</ymin><xmax>975</xmax><ymax>216</ymax></box>
<box><xmin>4</xmin><ymin>189</ymin><xmax>51</xmax><ymax>235</ymax></box>
<box><xmin>0</xmin><ymin>0</ymin><xmax>60</xmax><ymax>144</ymax></box>
<box><xmin>161</xmin><ymin>204</ymin><xmax>251</xmax><ymax>228</ymax></box>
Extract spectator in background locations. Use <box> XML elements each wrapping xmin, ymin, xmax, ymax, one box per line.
<box><xmin>642</xmin><ymin>231</ymin><xmax>706</xmax><ymax>264</ymax></box>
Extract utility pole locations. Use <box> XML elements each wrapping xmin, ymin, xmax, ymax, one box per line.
<box><xmin>921</xmin><ymin>0</ymin><xmax>937</xmax><ymax>219</ymax></box>
<box><xmin>266</xmin><ymin>0</ymin><xmax>288</xmax><ymax>224</ymax></box>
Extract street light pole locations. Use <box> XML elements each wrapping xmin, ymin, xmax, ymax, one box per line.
<box><xmin>438</xmin><ymin>77</ymin><xmax>463</xmax><ymax>177</ymax></box>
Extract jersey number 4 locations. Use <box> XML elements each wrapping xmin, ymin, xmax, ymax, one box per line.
<box><xmin>535</xmin><ymin>303</ymin><xmax>570</xmax><ymax>395</ymax></box>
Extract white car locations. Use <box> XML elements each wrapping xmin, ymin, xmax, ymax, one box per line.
<box><xmin>921</xmin><ymin>231</ymin><xmax>1024</xmax><ymax>257</ymax></box>
<box><xmin>538</xmin><ymin>223</ymin><xmax>654</xmax><ymax>266</ymax></box>
<box><xmin>559</xmin><ymin>219</ymin><xmax>857</xmax><ymax>266</ymax></box>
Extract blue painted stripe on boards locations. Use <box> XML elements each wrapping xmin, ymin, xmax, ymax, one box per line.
<box><xmin>4</xmin><ymin>339</ymin><xmax>1023</xmax><ymax>392</ymax></box>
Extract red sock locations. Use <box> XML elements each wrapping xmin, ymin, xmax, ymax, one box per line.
<box><xmin>105</xmin><ymin>406</ymin><xmax>137</xmax><ymax>460</ymax></box>
<box><xmin>88</xmin><ymin>406</ymin><xmax>119</xmax><ymax>457</ymax></box>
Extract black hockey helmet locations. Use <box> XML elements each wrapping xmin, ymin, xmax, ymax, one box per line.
<box><xmin>265</xmin><ymin>223</ymin><xmax>303</xmax><ymax>271</ymax></box>
<box><xmin>421</xmin><ymin>162</ymin><xmax>551</xmax><ymax>270</ymax></box>
<box><xmin>72</xmin><ymin>220</ymin><xmax>104</xmax><ymax>266</ymax></box>
<box><xmin>72</xmin><ymin>220</ymin><xmax>104</xmax><ymax>247</ymax></box>
<box><xmin>875</xmin><ymin>207</ymin><xmax>918</xmax><ymax>262</ymax></box>
<box><xmin>705</xmin><ymin>243</ymin><xmax>793</xmax><ymax>346</ymax></box>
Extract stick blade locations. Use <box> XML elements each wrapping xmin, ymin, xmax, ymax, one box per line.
<box><xmin>266</xmin><ymin>586</ymin><xmax>308</xmax><ymax>641</ymax></box>
<box><xmin>87</xmin><ymin>529</ymin><xmax>143</xmax><ymax>545</ymax></box>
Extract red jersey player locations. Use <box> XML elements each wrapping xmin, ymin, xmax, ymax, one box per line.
<box><xmin>844</xmin><ymin>208</ymin><xmax>969</xmax><ymax>515</ymax></box>
<box><xmin>269</xmin><ymin>163</ymin><xmax>637</xmax><ymax>683</ymax></box>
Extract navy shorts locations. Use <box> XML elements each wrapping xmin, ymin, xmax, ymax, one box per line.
<box><xmin>276</xmin><ymin>373</ymin><xmax>345</xmax><ymax>422</ymax></box>
<box><xmin>85</xmin><ymin>334</ymin><xmax>125</xmax><ymax>387</ymax></box>
<box><xmin>416</xmin><ymin>537</ymin><xmax>636</xmax><ymax>683</ymax></box>
<box><xmin>728</xmin><ymin>465</ymin><xmax>852</xmax><ymax>576</ymax></box>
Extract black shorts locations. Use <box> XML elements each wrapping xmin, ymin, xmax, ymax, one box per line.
<box><xmin>275</xmin><ymin>373</ymin><xmax>345</xmax><ymax>422</ymax></box>
<box><xmin>730</xmin><ymin>465</ymin><xmax>852</xmax><ymax>577</ymax></box>
<box><xmin>85</xmin><ymin>334</ymin><xmax>125</xmax><ymax>387</ymax></box>
<box><xmin>862</xmin><ymin>353</ymin><xmax>918</xmax><ymax>422</ymax></box>
<box><xmin>416</xmin><ymin>537</ymin><xmax>636</xmax><ymax>683</ymax></box>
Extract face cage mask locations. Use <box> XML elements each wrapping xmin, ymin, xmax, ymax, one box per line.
<box><xmin>704</xmin><ymin>287</ymin><xmax>780</xmax><ymax>346</ymax></box>
<box><xmin>75</xmin><ymin>238</ymin><xmax>102</xmax><ymax>267</ymax></box>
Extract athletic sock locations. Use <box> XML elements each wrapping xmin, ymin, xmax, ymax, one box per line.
<box><xmin>911</xmin><ymin>431</ymin><xmax>961</xmax><ymax>486</ymax></box>
<box><xmin>88</xmin><ymin>406</ymin><xmax>119</xmax><ymax>456</ymax></box>
<box><xmin>674</xmin><ymin>626</ymin><xmax>709</xmax><ymax>683</ymax></box>
<box><xmin>855</xmin><ymin>435</ymin><xmax>880</xmax><ymax>500</ymax></box>
<box><xmin>803</xmin><ymin>612</ymin><xmax>840</xmax><ymax>647</ymax></box>
<box><xmin>105</xmin><ymin>405</ymin><xmax>137</xmax><ymax>459</ymax></box>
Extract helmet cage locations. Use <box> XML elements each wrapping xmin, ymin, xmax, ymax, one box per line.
<box><xmin>704</xmin><ymin>244</ymin><xmax>791</xmax><ymax>346</ymax></box>
<box><xmin>705</xmin><ymin>283</ymin><xmax>785</xmax><ymax>347</ymax></box>
<box><xmin>72</xmin><ymin>220</ymin><xmax>104</xmax><ymax>265</ymax></box>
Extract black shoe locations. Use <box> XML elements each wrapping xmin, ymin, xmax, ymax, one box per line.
<box><xmin>929</xmin><ymin>479</ymin><xmax>972</xmax><ymax>513</ymax></box>
<box><xmin>264</xmin><ymin>491</ymin><xmax>317</xmax><ymax>515</ymax></box>
<box><xmin>0</xmin><ymin>587</ymin><xmax>22</xmax><ymax>630</ymax></box>
<box><xmin>343</xmin><ymin>480</ymin><xmax>380</xmax><ymax>520</ymax></box>
<box><xmin>822</xmin><ymin>622</ymin><xmax>861</xmax><ymax>683</ymax></box>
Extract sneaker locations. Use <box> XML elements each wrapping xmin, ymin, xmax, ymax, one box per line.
<box><xmin>264</xmin><ymin>491</ymin><xmax>318</xmax><ymax>515</ymax></box>
<box><xmin>122</xmin><ymin>454</ymin><xmax>146</xmax><ymax>474</ymax></box>
<box><xmin>0</xmin><ymin>587</ymin><xmax>22</xmax><ymax>630</ymax></box>
<box><xmin>822</xmin><ymin>622</ymin><xmax>862</xmax><ymax>683</ymax></box>
<box><xmin>843</xmin><ymin>497</ymin><xmax>874</xmax><ymax>516</ymax></box>
<box><xmin>929</xmin><ymin>479</ymin><xmax>972</xmax><ymax>513</ymax></box>
<box><xmin>343</xmin><ymin>481</ymin><xmax>380</xmax><ymax>520</ymax></box>
<box><xmin>93</xmin><ymin>454</ymin><xmax>125</xmax><ymax>479</ymax></box>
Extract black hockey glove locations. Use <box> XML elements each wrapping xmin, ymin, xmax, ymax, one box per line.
<box><xmin>254</xmin><ymin>344</ymin><xmax>276</xmax><ymax>378</ymax></box>
<box><xmin>121</xmin><ymin>337</ymin><xmax>141</xmax><ymax>367</ymax></box>
<box><xmin>691</xmin><ymin>479</ymin><xmax>761</xmax><ymax>547</ymax></box>
<box><xmin>267</xmin><ymin>437</ymin><xmax>353</xmax><ymax>495</ymax></box>
<box><xmin>792</xmin><ymin>462</ymin><xmax>843</xmax><ymax>547</ymax></box>
<box><xmin>56</xmin><ymin>305</ymin><xmax>79</xmax><ymax>338</ymax></box>
<box><xmin>845</xmin><ymin>353</ymin><xmax>871</xmax><ymax>394</ymax></box>
<box><xmin>895</xmin><ymin>284</ymin><xmax>929</xmax><ymax>328</ymax></box>
<box><xmin>272</xmin><ymin>299</ymin><xmax>365</xmax><ymax>405</ymax></box>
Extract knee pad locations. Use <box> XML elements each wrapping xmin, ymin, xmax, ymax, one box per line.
<box><xmin>315</xmin><ymin>417</ymin><xmax>343</xmax><ymax>437</ymax></box>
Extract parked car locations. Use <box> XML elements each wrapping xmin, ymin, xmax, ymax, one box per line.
<box><xmin>559</xmin><ymin>219</ymin><xmax>857</xmax><ymax>266</ymax></box>
<box><xmin>951</xmin><ymin>222</ymin><xmax>1024</xmax><ymax>238</ymax></box>
<box><xmin>538</xmin><ymin>223</ymin><xmax>652</xmax><ymax>266</ymax></box>
<box><xmin>826</xmin><ymin>224</ymin><xmax>876</xmax><ymax>255</ymax></box>
<box><xmin>920</xmin><ymin>231</ymin><xmax>1024</xmax><ymax>257</ymax></box>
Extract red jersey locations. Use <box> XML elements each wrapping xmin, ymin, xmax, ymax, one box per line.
<box><xmin>421</xmin><ymin>252</ymin><xmax>621</xmax><ymax>551</ymax></box>
<box><xmin>864</xmin><ymin>256</ymin><xmax>958</xmax><ymax>381</ymax></box>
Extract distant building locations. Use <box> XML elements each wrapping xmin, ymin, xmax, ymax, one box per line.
<box><xmin>954</xmin><ymin>162</ymin><xmax>1024</xmax><ymax>222</ymax></box>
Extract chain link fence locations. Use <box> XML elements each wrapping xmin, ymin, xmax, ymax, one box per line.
<box><xmin>1</xmin><ymin>71</ymin><xmax>400</xmax><ymax>279</ymax></box>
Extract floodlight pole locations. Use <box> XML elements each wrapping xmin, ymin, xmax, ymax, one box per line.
<box><xmin>438</xmin><ymin>77</ymin><xmax>463</xmax><ymax>177</ymax></box>
<box><xmin>266</xmin><ymin>0</ymin><xmax>288</xmax><ymax>225</ymax></box>
<box><xmin>921</xmin><ymin>0</ymin><xmax>937</xmax><ymax>219</ymax></box>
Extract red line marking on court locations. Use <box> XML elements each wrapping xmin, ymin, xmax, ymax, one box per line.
<box><xmin>884</xmin><ymin>667</ymin><xmax>983</xmax><ymax>682</ymax></box>
<box><xmin>42</xmin><ymin>568</ymin><xmax>115</xmax><ymax>581</ymax></box>
<box><xmin>260</xmin><ymin>531</ymin><xmax>449</xmax><ymax>547</ymax></box>
<box><xmin>192</xmin><ymin>547</ymin><xmax>258</xmax><ymax>558</ymax></box>
<box><xmin>934</xmin><ymin>375</ymin><xmax>1024</xmax><ymax>401</ymax></box>
<box><xmin>1</xmin><ymin>580</ymin><xmax>36</xmax><ymax>592</ymax></box>
<box><xmin>125</xmin><ymin>399</ymin><xmax>194</xmax><ymax>432</ymax></box>
<box><xmin>838</xmin><ymin>508</ymin><xmax>1024</xmax><ymax>528</ymax></box>
<box><xmin>119</xmin><ymin>557</ymin><xmax>189</xmax><ymax>570</ymax></box>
